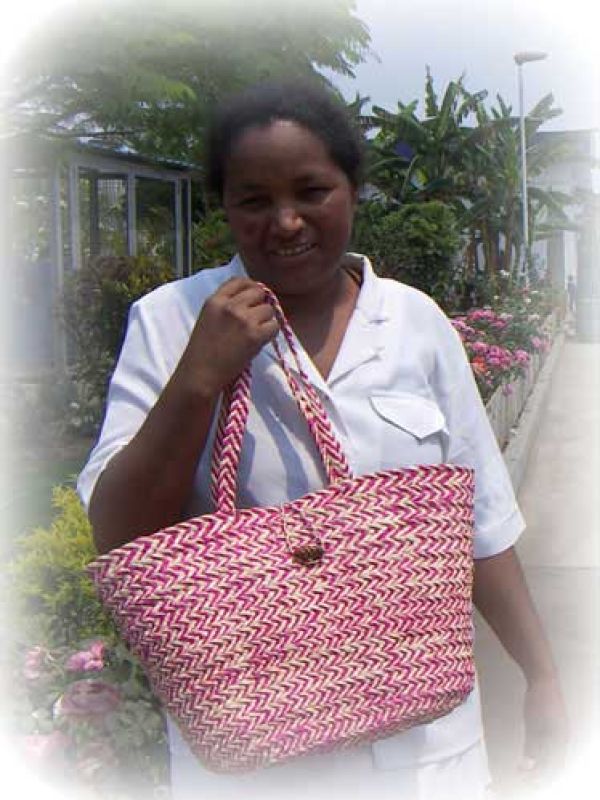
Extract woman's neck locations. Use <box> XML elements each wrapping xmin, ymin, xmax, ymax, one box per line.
<box><xmin>278</xmin><ymin>256</ymin><xmax>361</xmax><ymax>320</ymax></box>
<box><xmin>280</xmin><ymin>263</ymin><xmax>361</xmax><ymax>380</ymax></box>
<box><xmin>280</xmin><ymin>269</ymin><xmax>343</xmax><ymax>318</ymax></box>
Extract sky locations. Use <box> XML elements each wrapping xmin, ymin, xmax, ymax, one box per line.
<box><xmin>327</xmin><ymin>0</ymin><xmax>599</xmax><ymax>132</ymax></box>
<box><xmin>1</xmin><ymin>0</ymin><xmax>598</xmax><ymax>133</ymax></box>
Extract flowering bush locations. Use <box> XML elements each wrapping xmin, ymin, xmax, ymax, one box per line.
<box><xmin>13</xmin><ymin>638</ymin><xmax>168</xmax><ymax>798</ymax></box>
<box><xmin>451</xmin><ymin>299</ymin><xmax>552</xmax><ymax>402</ymax></box>
<box><xmin>7</xmin><ymin>488</ymin><xmax>169</xmax><ymax>798</ymax></box>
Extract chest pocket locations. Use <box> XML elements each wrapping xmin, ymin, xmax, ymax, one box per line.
<box><xmin>366</xmin><ymin>392</ymin><xmax>448</xmax><ymax>470</ymax></box>
<box><xmin>370</xmin><ymin>393</ymin><xmax>447</xmax><ymax>439</ymax></box>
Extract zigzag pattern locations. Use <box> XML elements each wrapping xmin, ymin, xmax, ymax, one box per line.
<box><xmin>88</xmin><ymin>462</ymin><xmax>476</xmax><ymax>773</ymax></box>
<box><xmin>88</xmin><ymin>287</ymin><xmax>477</xmax><ymax>772</ymax></box>
<box><xmin>210</xmin><ymin>370</ymin><xmax>252</xmax><ymax>510</ymax></box>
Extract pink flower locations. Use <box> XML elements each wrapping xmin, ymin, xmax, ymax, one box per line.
<box><xmin>451</xmin><ymin>319</ymin><xmax>478</xmax><ymax>339</ymax></box>
<box><xmin>22</xmin><ymin>731</ymin><xmax>70</xmax><ymax>765</ymax></box>
<box><xmin>514</xmin><ymin>349</ymin><xmax>530</xmax><ymax>365</ymax></box>
<box><xmin>531</xmin><ymin>336</ymin><xmax>545</xmax><ymax>350</ymax></box>
<box><xmin>23</xmin><ymin>646</ymin><xmax>49</xmax><ymax>681</ymax></box>
<box><xmin>471</xmin><ymin>341</ymin><xmax>488</xmax><ymax>354</ymax></box>
<box><xmin>54</xmin><ymin>679</ymin><xmax>122</xmax><ymax>722</ymax></box>
<box><xmin>66</xmin><ymin>640</ymin><xmax>106</xmax><ymax>673</ymax></box>
<box><xmin>468</xmin><ymin>308</ymin><xmax>496</xmax><ymax>322</ymax></box>
<box><xmin>502</xmin><ymin>384</ymin><xmax>514</xmax><ymax>396</ymax></box>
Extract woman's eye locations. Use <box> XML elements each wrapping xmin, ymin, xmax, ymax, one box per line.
<box><xmin>300</xmin><ymin>186</ymin><xmax>329</xmax><ymax>200</ymax></box>
<box><xmin>238</xmin><ymin>196</ymin><xmax>269</xmax><ymax>209</ymax></box>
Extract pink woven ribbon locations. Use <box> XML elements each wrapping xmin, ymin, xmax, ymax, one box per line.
<box><xmin>210</xmin><ymin>284</ymin><xmax>351</xmax><ymax>511</ymax></box>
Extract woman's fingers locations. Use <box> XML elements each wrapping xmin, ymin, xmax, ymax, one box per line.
<box><xmin>520</xmin><ymin>676</ymin><xmax>569</xmax><ymax>785</ymax></box>
<box><xmin>179</xmin><ymin>279</ymin><xmax>279</xmax><ymax>395</ymax></box>
<box><xmin>215</xmin><ymin>277</ymin><xmax>269</xmax><ymax>308</ymax></box>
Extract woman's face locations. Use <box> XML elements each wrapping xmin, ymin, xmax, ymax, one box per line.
<box><xmin>222</xmin><ymin>120</ymin><xmax>357</xmax><ymax>296</ymax></box>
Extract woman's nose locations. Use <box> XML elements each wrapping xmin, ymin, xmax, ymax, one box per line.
<box><xmin>273</xmin><ymin>205</ymin><xmax>303</xmax><ymax>233</ymax></box>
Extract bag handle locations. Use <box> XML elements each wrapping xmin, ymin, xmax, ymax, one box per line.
<box><xmin>210</xmin><ymin>284</ymin><xmax>352</xmax><ymax>512</ymax></box>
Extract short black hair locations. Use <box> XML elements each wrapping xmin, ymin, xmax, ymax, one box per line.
<box><xmin>205</xmin><ymin>80</ymin><xmax>365</xmax><ymax>200</ymax></box>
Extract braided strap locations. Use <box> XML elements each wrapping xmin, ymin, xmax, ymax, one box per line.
<box><xmin>211</xmin><ymin>285</ymin><xmax>352</xmax><ymax>512</ymax></box>
<box><xmin>209</xmin><ymin>368</ymin><xmax>252</xmax><ymax>511</ymax></box>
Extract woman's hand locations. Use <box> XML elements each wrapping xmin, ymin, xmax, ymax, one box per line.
<box><xmin>88</xmin><ymin>278</ymin><xmax>278</xmax><ymax>552</ymax></box>
<box><xmin>180</xmin><ymin>278</ymin><xmax>279</xmax><ymax>397</ymax></box>
<box><xmin>473</xmin><ymin>548</ymin><xmax>570</xmax><ymax>784</ymax></box>
<box><xmin>521</xmin><ymin>674</ymin><xmax>569</xmax><ymax>781</ymax></box>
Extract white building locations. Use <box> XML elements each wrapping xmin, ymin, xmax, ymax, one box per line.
<box><xmin>530</xmin><ymin>128</ymin><xmax>600</xmax><ymax>289</ymax></box>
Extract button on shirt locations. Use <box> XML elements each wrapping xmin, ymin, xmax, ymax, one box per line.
<box><xmin>78</xmin><ymin>254</ymin><xmax>525</xmax><ymax>771</ymax></box>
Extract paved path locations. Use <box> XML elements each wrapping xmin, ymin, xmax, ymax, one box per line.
<box><xmin>474</xmin><ymin>336</ymin><xmax>600</xmax><ymax>796</ymax></box>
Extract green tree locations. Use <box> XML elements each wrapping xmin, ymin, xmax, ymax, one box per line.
<box><xmin>367</xmin><ymin>68</ymin><xmax>486</xmax><ymax>207</ymax></box>
<box><xmin>364</xmin><ymin>71</ymin><xmax>577</xmax><ymax>293</ymax></box>
<box><xmin>2</xmin><ymin>0</ymin><xmax>370</xmax><ymax>164</ymax></box>
<box><xmin>353</xmin><ymin>200</ymin><xmax>461</xmax><ymax>307</ymax></box>
<box><xmin>461</xmin><ymin>92</ymin><xmax>575</xmax><ymax>288</ymax></box>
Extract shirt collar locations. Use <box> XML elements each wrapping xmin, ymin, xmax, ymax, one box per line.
<box><xmin>350</xmin><ymin>253</ymin><xmax>391</xmax><ymax>325</ymax></box>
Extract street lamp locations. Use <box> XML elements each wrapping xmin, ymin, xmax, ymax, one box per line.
<box><xmin>514</xmin><ymin>50</ymin><xmax>548</xmax><ymax>286</ymax></box>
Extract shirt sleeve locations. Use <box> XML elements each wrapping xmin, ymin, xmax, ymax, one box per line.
<box><xmin>76</xmin><ymin>299</ymin><xmax>172</xmax><ymax>510</ymax></box>
<box><xmin>436</xmin><ymin>324</ymin><xmax>526</xmax><ymax>559</ymax></box>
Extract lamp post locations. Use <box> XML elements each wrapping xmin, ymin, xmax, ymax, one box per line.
<box><xmin>514</xmin><ymin>51</ymin><xmax>548</xmax><ymax>286</ymax></box>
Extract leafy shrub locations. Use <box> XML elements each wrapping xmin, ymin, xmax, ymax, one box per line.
<box><xmin>7</xmin><ymin>487</ymin><xmax>169</xmax><ymax>798</ymax></box>
<box><xmin>351</xmin><ymin>198</ymin><xmax>391</xmax><ymax>254</ymax></box>
<box><xmin>451</xmin><ymin>303</ymin><xmax>552</xmax><ymax>402</ymax></box>
<box><xmin>352</xmin><ymin>200</ymin><xmax>462</xmax><ymax>306</ymax></box>
<box><xmin>192</xmin><ymin>208</ymin><xmax>236</xmax><ymax>270</ymax></box>
<box><xmin>61</xmin><ymin>255</ymin><xmax>173</xmax><ymax>434</ymax></box>
<box><xmin>7</xmin><ymin>486</ymin><xmax>114</xmax><ymax>647</ymax></box>
<box><xmin>497</xmin><ymin>283</ymin><xmax>561</xmax><ymax>321</ymax></box>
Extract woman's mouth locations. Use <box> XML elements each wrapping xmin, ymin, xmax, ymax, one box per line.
<box><xmin>271</xmin><ymin>242</ymin><xmax>315</xmax><ymax>258</ymax></box>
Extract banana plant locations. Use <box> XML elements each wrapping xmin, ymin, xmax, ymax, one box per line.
<box><xmin>364</xmin><ymin>70</ymin><xmax>578</xmax><ymax>291</ymax></box>
<box><xmin>463</xmin><ymin>93</ymin><xmax>578</xmax><ymax>286</ymax></box>
<box><xmin>367</xmin><ymin>68</ymin><xmax>487</xmax><ymax>208</ymax></box>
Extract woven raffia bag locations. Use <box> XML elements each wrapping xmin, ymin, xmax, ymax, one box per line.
<box><xmin>87</xmin><ymin>286</ymin><xmax>476</xmax><ymax>773</ymax></box>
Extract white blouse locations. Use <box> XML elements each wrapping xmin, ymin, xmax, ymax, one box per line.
<box><xmin>78</xmin><ymin>254</ymin><xmax>524</xmax><ymax>777</ymax></box>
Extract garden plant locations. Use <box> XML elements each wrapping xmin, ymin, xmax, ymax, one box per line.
<box><xmin>7</xmin><ymin>488</ymin><xmax>169</xmax><ymax>799</ymax></box>
<box><xmin>3</xmin><ymin>4</ymin><xmax>574</xmax><ymax>797</ymax></box>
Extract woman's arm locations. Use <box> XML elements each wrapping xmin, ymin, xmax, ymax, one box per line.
<box><xmin>88</xmin><ymin>278</ymin><xmax>278</xmax><ymax>554</ymax></box>
<box><xmin>473</xmin><ymin>546</ymin><xmax>569</xmax><ymax>774</ymax></box>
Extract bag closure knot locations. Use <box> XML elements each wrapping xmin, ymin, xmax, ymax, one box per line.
<box><xmin>280</xmin><ymin>507</ymin><xmax>325</xmax><ymax>567</ymax></box>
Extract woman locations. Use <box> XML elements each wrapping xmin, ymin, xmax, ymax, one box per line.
<box><xmin>78</xmin><ymin>81</ymin><xmax>567</xmax><ymax>799</ymax></box>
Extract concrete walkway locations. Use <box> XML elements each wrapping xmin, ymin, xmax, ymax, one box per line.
<box><xmin>474</xmin><ymin>334</ymin><xmax>600</xmax><ymax>797</ymax></box>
